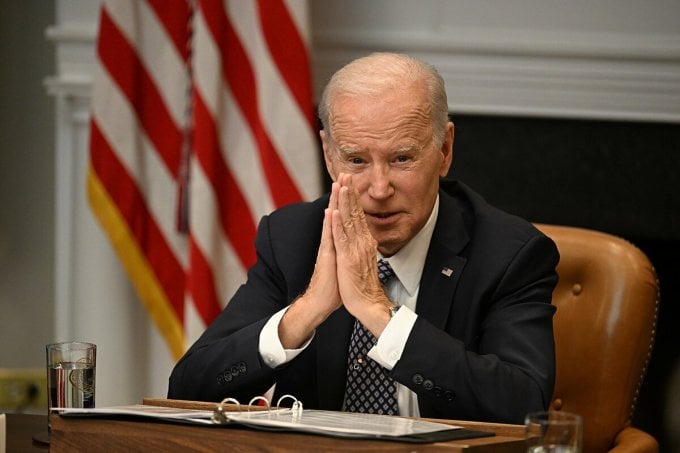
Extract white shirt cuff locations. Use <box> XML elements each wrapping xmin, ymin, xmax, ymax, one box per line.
<box><xmin>367</xmin><ymin>305</ymin><xmax>417</xmax><ymax>369</ymax></box>
<box><xmin>258</xmin><ymin>306</ymin><xmax>314</xmax><ymax>368</ymax></box>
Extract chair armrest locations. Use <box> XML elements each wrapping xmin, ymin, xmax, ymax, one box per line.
<box><xmin>610</xmin><ymin>426</ymin><xmax>659</xmax><ymax>453</ymax></box>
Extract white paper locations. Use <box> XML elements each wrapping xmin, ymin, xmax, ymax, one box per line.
<box><xmin>56</xmin><ymin>405</ymin><xmax>219</xmax><ymax>425</ymax></box>
<box><xmin>227</xmin><ymin>409</ymin><xmax>460</xmax><ymax>438</ymax></box>
<box><xmin>56</xmin><ymin>405</ymin><xmax>462</xmax><ymax>440</ymax></box>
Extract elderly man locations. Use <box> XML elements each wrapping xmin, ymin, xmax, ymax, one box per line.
<box><xmin>168</xmin><ymin>52</ymin><xmax>559</xmax><ymax>424</ymax></box>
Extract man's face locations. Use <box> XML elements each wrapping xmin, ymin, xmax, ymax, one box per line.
<box><xmin>322</xmin><ymin>84</ymin><xmax>453</xmax><ymax>257</ymax></box>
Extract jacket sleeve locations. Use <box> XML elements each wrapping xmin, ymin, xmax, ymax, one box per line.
<box><xmin>167</xmin><ymin>214</ymin><xmax>292</xmax><ymax>403</ymax></box>
<box><xmin>390</xmin><ymin>232</ymin><xmax>559</xmax><ymax>424</ymax></box>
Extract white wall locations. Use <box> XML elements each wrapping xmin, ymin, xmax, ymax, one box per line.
<box><xmin>1</xmin><ymin>0</ymin><xmax>678</xmax><ymax>409</ymax></box>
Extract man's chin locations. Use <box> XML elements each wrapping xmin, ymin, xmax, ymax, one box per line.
<box><xmin>376</xmin><ymin>237</ymin><xmax>405</xmax><ymax>258</ymax></box>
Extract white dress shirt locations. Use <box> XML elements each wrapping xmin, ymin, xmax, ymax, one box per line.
<box><xmin>259</xmin><ymin>196</ymin><xmax>440</xmax><ymax>417</ymax></box>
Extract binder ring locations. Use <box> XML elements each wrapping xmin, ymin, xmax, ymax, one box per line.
<box><xmin>247</xmin><ymin>396</ymin><xmax>271</xmax><ymax>412</ymax></box>
<box><xmin>276</xmin><ymin>394</ymin><xmax>303</xmax><ymax>418</ymax></box>
<box><xmin>212</xmin><ymin>397</ymin><xmax>241</xmax><ymax>424</ymax></box>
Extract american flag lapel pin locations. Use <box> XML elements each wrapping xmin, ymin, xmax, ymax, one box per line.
<box><xmin>441</xmin><ymin>267</ymin><xmax>454</xmax><ymax>277</ymax></box>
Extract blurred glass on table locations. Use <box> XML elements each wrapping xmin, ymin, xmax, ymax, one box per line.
<box><xmin>33</xmin><ymin>341</ymin><xmax>96</xmax><ymax>444</ymax></box>
<box><xmin>525</xmin><ymin>410</ymin><xmax>582</xmax><ymax>453</ymax></box>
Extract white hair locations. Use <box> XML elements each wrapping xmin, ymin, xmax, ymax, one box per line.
<box><xmin>318</xmin><ymin>52</ymin><xmax>449</xmax><ymax>149</ymax></box>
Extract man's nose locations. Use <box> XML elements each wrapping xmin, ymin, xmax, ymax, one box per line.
<box><xmin>367</xmin><ymin>166</ymin><xmax>394</xmax><ymax>199</ymax></box>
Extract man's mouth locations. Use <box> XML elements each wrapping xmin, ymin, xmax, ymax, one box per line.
<box><xmin>367</xmin><ymin>211</ymin><xmax>399</xmax><ymax>221</ymax></box>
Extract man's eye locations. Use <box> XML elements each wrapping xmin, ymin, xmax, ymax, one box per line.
<box><xmin>349</xmin><ymin>157</ymin><xmax>364</xmax><ymax>164</ymax></box>
<box><xmin>395</xmin><ymin>155</ymin><xmax>411</xmax><ymax>163</ymax></box>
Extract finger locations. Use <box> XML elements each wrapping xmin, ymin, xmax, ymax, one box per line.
<box><xmin>337</xmin><ymin>185</ymin><xmax>358</xmax><ymax>242</ymax></box>
<box><xmin>337</xmin><ymin>172</ymin><xmax>349</xmax><ymax>188</ymax></box>
<box><xmin>342</xmin><ymin>175</ymin><xmax>364</xmax><ymax>230</ymax></box>
<box><xmin>345</xmin><ymin>181</ymin><xmax>368</xmax><ymax>235</ymax></box>
<box><xmin>314</xmin><ymin>208</ymin><xmax>337</xmax><ymax>281</ymax></box>
<box><xmin>319</xmin><ymin>208</ymin><xmax>333</xmax><ymax>252</ymax></box>
<box><xmin>328</xmin><ymin>181</ymin><xmax>340</xmax><ymax>211</ymax></box>
<box><xmin>331</xmin><ymin>208</ymin><xmax>349</xmax><ymax>253</ymax></box>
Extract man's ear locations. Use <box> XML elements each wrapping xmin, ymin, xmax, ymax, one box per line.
<box><xmin>320</xmin><ymin>130</ymin><xmax>337</xmax><ymax>181</ymax></box>
<box><xmin>439</xmin><ymin>122</ymin><xmax>454</xmax><ymax>177</ymax></box>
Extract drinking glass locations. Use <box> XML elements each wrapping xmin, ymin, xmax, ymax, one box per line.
<box><xmin>33</xmin><ymin>341</ymin><xmax>96</xmax><ymax>444</ymax></box>
<box><xmin>525</xmin><ymin>410</ymin><xmax>582</xmax><ymax>453</ymax></box>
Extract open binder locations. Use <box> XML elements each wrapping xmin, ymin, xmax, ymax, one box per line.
<box><xmin>57</xmin><ymin>395</ymin><xmax>494</xmax><ymax>444</ymax></box>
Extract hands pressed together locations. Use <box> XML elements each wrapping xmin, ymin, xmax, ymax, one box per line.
<box><xmin>279</xmin><ymin>174</ymin><xmax>394</xmax><ymax>349</ymax></box>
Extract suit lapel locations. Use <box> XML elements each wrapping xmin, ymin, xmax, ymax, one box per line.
<box><xmin>416</xmin><ymin>190</ymin><xmax>470</xmax><ymax>329</ymax></box>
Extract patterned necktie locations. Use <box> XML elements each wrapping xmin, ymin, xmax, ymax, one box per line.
<box><xmin>343</xmin><ymin>259</ymin><xmax>398</xmax><ymax>415</ymax></box>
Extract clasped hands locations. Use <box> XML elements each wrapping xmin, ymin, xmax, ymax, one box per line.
<box><xmin>279</xmin><ymin>173</ymin><xmax>394</xmax><ymax>349</ymax></box>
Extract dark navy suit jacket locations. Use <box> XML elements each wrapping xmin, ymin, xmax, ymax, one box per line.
<box><xmin>168</xmin><ymin>180</ymin><xmax>559</xmax><ymax>423</ymax></box>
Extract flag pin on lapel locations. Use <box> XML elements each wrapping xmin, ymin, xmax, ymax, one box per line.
<box><xmin>441</xmin><ymin>267</ymin><xmax>454</xmax><ymax>277</ymax></box>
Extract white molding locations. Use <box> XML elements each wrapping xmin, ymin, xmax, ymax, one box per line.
<box><xmin>313</xmin><ymin>27</ymin><xmax>680</xmax><ymax>61</ymax></box>
<box><xmin>312</xmin><ymin>27</ymin><xmax>680</xmax><ymax>123</ymax></box>
<box><xmin>44</xmin><ymin>75</ymin><xmax>93</xmax><ymax>100</ymax></box>
<box><xmin>45</xmin><ymin>24</ymin><xmax>97</xmax><ymax>44</ymax></box>
<box><xmin>44</xmin><ymin>21</ymin><xmax>97</xmax><ymax>100</ymax></box>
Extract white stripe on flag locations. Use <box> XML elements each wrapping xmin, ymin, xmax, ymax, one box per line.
<box><xmin>105</xmin><ymin>0</ymin><xmax>189</xmax><ymax>128</ymax></box>
<box><xmin>227</xmin><ymin>0</ymin><xmax>320</xmax><ymax>201</ymax></box>
<box><xmin>189</xmin><ymin>158</ymin><xmax>248</xmax><ymax>306</ymax></box>
<box><xmin>91</xmin><ymin>64</ymin><xmax>188</xmax><ymax>268</ymax></box>
<box><xmin>89</xmin><ymin>0</ymin><xmax>320</xmax><ymax>358</ymax></box>
<box><xmin>192</xmin><ymin>8</ymin><xmax>274</xmax><ymax>224</ymax></box>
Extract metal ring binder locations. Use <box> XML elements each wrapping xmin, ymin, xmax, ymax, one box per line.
<box><xmin>211</xmin><ymin>394</ymin><xmax>304</xmax><ymax>423</ymax></box>
<box><xmin>276</xmin><ymin>394</ymin><xmax>303</xmax><ymax>418</ymax></box>
<box><xmin>247</xmin><ymin>396</ymin><xmax>270</xmax><ymax>411</ymax></box>
<box><xmin>212</xmin><ymin>397</ymin><xmax>241</xmax><ymax>424</ymax></box>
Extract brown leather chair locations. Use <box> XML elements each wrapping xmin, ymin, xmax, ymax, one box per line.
<box><xmin>536</xmin><ymin>224</ymin><xmax>659</xmax><ymax>452</ymax></box>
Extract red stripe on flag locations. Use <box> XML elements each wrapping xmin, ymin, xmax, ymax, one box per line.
<box><xmin>90</xmin><ymin>120</ymin><xmax>186</xmax><ymax>321</ymax></box>
<box><xmin>187</xmin><ymin>237</ymin><xmax>223</xmax><ymax>324</ymax></box>
<box><xmin>147</xmin><ymin>0</ymin><xmax>192</xmax><ymax>62</ymax></box>
<box><xmin>256</xmin><ymin>0</ymin><xmax>315</xmax><ymax>130</ymax></box>
<box><xmin>144</xmin><ymin>0</ymin><xmax>193</xmax><ymax>232</ymax></box>
<box><xmin>90</xmin><ymin>0</ymin><xmax>319</xmax><ymax>355</ymax></box>
<box><xmin>192</xmin><ymin>90</ymin><xmax>258</xmax><ymax>269</ymax></box>
<box><xmin>98</xmin><ymin>7</ymin><xmax>183</xmax><ymax>179</ymax></box>
<box><xmin>200</xmin><ymin>1</ymin><xmax>304</xmax><ymax>208</ymax></box>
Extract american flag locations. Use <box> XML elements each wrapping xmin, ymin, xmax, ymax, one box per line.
<box><xmin>88</xmin><ymin>0</ymin><xmax>321</xmax><ymax>360</ymax></box>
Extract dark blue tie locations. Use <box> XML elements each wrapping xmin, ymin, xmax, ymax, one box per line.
<box><xmin>343</xmin><ymin>259</ymin><xmax>398</xmax><ymax>415</ymax></box>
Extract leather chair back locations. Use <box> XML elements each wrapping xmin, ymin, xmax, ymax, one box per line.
<box><xmin>536</xmin><ymin>224</ymin><xmax>658</xmax><ymax>452</ymax></box>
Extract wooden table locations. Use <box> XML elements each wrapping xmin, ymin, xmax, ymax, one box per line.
<box><xmin>48</xmin><ymin>399</ymin><xmax>528</xmax><ymax>452</ymax></box>
<box><xmin>4</xmin><ymin>413</ymin><xmax>50</xmax><ymax>452</ymax></box>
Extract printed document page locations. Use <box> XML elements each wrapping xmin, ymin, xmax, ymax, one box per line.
<box><xmin>57</xmin><ymin>404</ymin><xmax>218</xmax><ymax>425</ymax></box>
<box><xmin>227</xmin><ymin>409</ymin><xmax>461</xmax><ymax>438</ymax></box>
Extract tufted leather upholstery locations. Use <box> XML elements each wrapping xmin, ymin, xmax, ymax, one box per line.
<box><xmin>536</xmin><ymin>224</ymin><xmax>659</xmax><ymax>453</ymax></box>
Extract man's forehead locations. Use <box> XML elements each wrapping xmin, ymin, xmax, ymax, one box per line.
<box><xmin>334</xmin><ymin>143</ymin><xmax>423</xmax><ymax>156</ymax></box>
<box><xmin>328</xmin><ymin>116</ymin><xmax>432</xmax><ymax>147</ymax></box>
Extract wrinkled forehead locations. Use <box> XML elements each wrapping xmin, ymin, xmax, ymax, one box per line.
<box><xmin>327</xmin><ymin>86</ymin><xmax>433</xmax><ymax>145</ymax></box>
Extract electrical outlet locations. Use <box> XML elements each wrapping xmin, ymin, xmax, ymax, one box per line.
<box><xmin>0</xmin><ymin>368</ymin><xmax>47</xmax><ymax>413</ymax></box>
